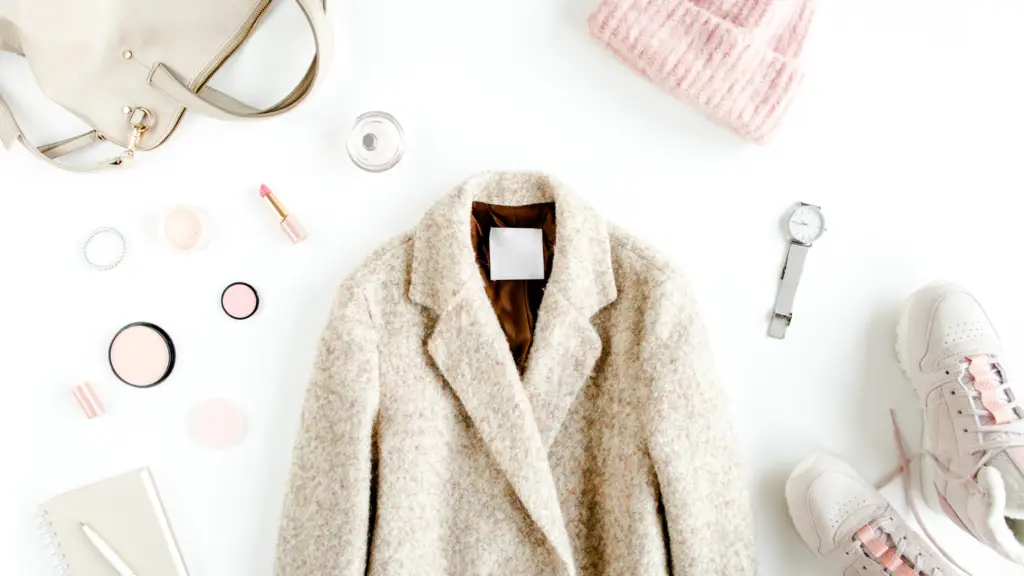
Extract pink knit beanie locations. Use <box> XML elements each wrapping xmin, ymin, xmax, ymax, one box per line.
<box><xmin>589</xmin><ymin>0</ymin><xmax>816</xmax><ymax>142</ymax></box>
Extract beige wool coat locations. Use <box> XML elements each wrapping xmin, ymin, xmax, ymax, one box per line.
<box><xmin>276</xmin><ymin>172</ymin><xmax>756</xmax><ymax>575</ymax></box>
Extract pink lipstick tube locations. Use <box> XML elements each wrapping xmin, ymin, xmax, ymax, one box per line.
<box><xmin>260</xmin><ymin>184</ymin><xmax>307</xmax><ymax>243</ymax></box>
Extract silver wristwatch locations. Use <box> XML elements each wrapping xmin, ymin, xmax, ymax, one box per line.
<box><xmin>769</xmin><ymin>202</ymin><xmax>826</xmax><ymax>339</ymax></box>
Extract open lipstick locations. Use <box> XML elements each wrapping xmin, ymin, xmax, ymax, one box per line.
<box><xmin>259</xmin><ymin>184</ymin><xmax>307</xmax><ymax>243</ymax></box>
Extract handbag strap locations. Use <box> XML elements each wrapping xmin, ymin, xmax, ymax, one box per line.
<box><xmin>1</xmin><ymin>18</ymin><xmax>123</xmax><ymax>170</ymax></box>
<box><xmin>148</xmin><ymin>0</ymin><xmax>331</xmax><ymax>121</ymax></box>
<box><xmin>0</xmin><ymin>93</ymin><xmax>125</xmax><ymax>171</ymax></box>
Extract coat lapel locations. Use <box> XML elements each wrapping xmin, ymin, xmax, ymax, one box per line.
<box><xmin>410</xmin><ymin>172</ymin><xmax>617</xmax><ymax>574</ymax></box>
<box><xmin>521</xmin><ymin>291</ymin><xmax>603</xmax><ymax>449</ymax></box>
<box><xmin>522</xmin><ymin>188</ymin><xmax>616</xmax><ymax>449</ymax></box>
<box><xmin>426</xmin><ymin>280</ymin><xmax>577</xmax><ymax>572</ymax></box>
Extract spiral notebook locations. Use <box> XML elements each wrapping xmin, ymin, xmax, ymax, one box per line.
<box><xmin>38</xmin><ymin>468</ymin><xmax>189</xmax><ymax>576</ymax></box>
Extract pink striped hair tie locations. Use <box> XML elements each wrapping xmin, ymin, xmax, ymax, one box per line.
<box><xmin>73</xmin><ymin>382</ymin><xmax>105</xmax><ymax>419</ymax></box>
<box><xmin>588</xmin><ymin>0</ymin><xmax>818</xmax><ymax>142</ymax></box>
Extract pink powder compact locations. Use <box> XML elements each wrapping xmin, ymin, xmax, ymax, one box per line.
<box><xmin>161</xmin><ymin>205</ymin><xmax>210</xmax><ymax>252</ymax></box>
<box><xmin>189</xmin><ymin>399</ymin><xmax>247</xmax><ymax>449</ymax></box>
<box><xmin>108</xmin><ymin>322</ymin><xmax>176</xmax><ymax>388</ymax></box>
<box><xmin>221</xmin><ymin>282</ymin><xmax>259</xmax><ymax>320</ymax></box>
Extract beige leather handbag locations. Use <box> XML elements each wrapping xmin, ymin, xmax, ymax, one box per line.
<box><xmin>0</xmin><ymin>0</ymin><xmax>331</xmax><ymax>171</ymax></box>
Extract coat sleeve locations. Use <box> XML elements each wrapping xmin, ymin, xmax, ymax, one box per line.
<box><xmin>276</xmin><ymin>282</ymin><xmax>380</xmax><ymax>576</ymax></box>
<box><xmin>643</xmin><ymin>276</ymin><xmax>757</xmax><ymax>575</ymax></box>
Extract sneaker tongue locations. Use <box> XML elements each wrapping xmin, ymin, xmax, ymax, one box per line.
<box><xmin>964</xmin><ymin>357</ymin><xmax>1013</xmax><ymax>425</ymax></box>
<box><xmin>853</xmin><ymin>513</ymin><xmax>941</xmax><ymax>575</ymax></box>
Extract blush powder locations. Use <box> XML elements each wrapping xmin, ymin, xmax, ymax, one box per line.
<box><xmin>221</xmin><ymin>282</ymin><xmax>259</xmax><ymax>320</ymax></box>
<box><xmin>108</xmin><ymin>323</ymin><xmax>176</xmax><ymax>388</ymax></box>
<box><xmin>189</xmin><ymin>399</ymin><xmax>247</xmax><ymax>449</ymax></box>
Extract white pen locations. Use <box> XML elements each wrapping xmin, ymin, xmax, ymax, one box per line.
<box><xmin>80</xmin><ymin>523</ymin><xmax>138</xmax><ymax>576</ymax></box>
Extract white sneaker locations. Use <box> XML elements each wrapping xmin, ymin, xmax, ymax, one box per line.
<box><xmin>897</xmin><ymin>282</ymin><xmax>1024</xmax><ymax>564</ymax></box>
<box><xmin>786</xmin><ymin>453</ymin><xmax>955</xmax><ymax>575</ymax></box>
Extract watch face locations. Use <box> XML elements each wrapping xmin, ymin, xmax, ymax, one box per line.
<box><xmin>787</xmin><ymin>204</ymin><xmax>825</xmax><ymax>245</ymax></box>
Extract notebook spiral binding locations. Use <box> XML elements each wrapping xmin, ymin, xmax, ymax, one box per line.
<box><xmin>36</xmin><ymin>511</ymin><xmax>71</xmax><ymax>575</ymax></box>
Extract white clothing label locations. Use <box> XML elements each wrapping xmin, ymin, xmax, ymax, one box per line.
<box><xmin>489</xmin><ymin>228</ymin><xmax>544</xmax><ymax>280</ymax></box>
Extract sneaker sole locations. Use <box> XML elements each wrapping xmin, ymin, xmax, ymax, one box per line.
<box><xmin>895</xmin><ymin>282</ymin><xmax>959</xmax><ymax>517</ymax></box>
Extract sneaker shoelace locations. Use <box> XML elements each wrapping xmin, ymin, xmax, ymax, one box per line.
<box><xmin>874</xmin><ymin>356</ymin><xmax>1021</xmax><ymax>576</ymax></box>
<box><xmin>887</xmin><ymin>411</ymin><xmax>974</xmax><ymax>576</ymax></box>
<box><xmin>917</xmin><ymin>356</ymin><xmax>1024</xmax><ymax>501</ymax></box>
<box><xmin>851</xmin><ymin>517</ymin><xmax>943</xmax><ymax>575</ymax></box>
<box><xmin>955</xmin><ymin>356</ymin><xmax>1024</xmax><ymax>478</ymax></box>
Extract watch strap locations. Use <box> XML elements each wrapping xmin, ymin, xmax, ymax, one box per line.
<box><xmin>769</xmin><ymin>241</ymin><xmax>809</xmax><ymax>339</ymax></box>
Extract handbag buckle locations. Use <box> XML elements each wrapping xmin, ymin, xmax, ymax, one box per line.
<box><xmin>116</xmin><ymin>108</ymin><xmax>154</xmax><ymax>164</ymax></box>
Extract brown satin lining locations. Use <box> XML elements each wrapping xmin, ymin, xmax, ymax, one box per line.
<box><xmin>470</xmin><ymin>202</ymin><xmax>556</xmax><ymax>374</ymax></box>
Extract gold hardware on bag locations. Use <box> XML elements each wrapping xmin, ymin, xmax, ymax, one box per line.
<box><xmin>116</xmin><ymin>107</ymin><xmax>153</xmax><ymax>165</ymax></box>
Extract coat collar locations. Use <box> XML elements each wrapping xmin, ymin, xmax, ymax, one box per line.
<box><xmin>410</xmin><ymin>172</ymin><xmax>616</xmax><ymax>573</ymax></box>
<box><xmin>410</xmin><ymin>171</ymin><xmax>616</xmax><ymax>317</ymax></box>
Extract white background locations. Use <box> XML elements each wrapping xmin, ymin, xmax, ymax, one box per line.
<box><xmin>2</xmin><ymin>0</ymin><xmax>1024</xmax><ymax>574</ymax></box>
